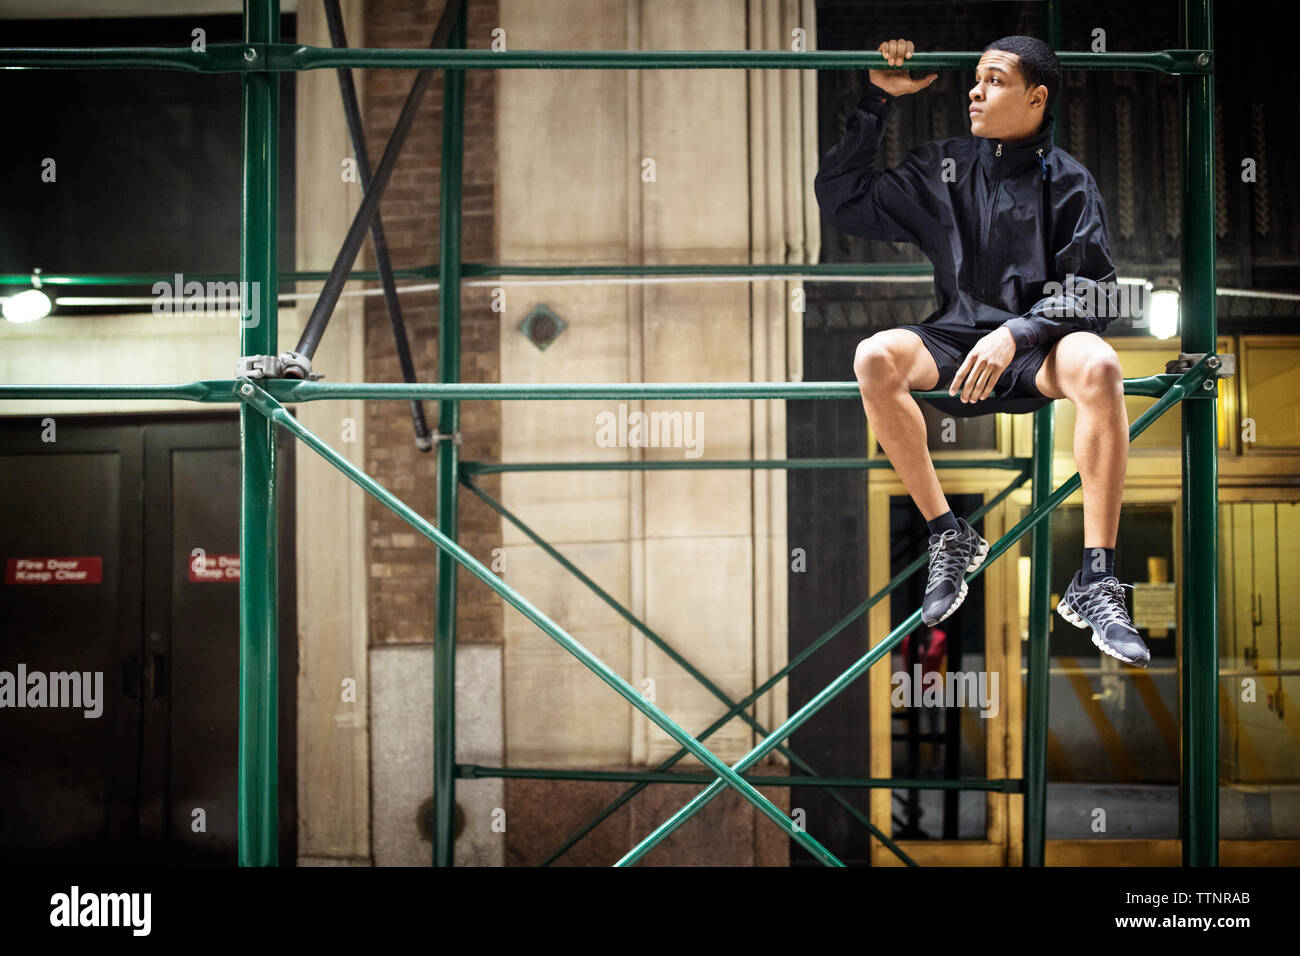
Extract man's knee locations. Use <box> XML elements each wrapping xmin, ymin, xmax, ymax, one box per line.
<box><xmin>853</xmin><ymin>335</ymin><xmax>907</xmax><ymax>395</ymax></box>
<box><xmin>1064</xmin><ymin>342</ymin><xmax>1124</xmax><ymax>402</ymax></box>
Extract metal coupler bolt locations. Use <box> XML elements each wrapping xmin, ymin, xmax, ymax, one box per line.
<box><xmin>240</xmin><ymin>383</ymin><xmax>255</xmax><ymax>396</ymax></box>
<box><xmin>244</xmin><ymin>47</ymin><xmax>257</xmax><ymax>62</ymax></box>
<box><xmin>1202</xmin><ymin>379</ymin><xmax>1215</xmax><ymax>391</ymax></box>
<box><xmin>1197</xmin><ymin>52</ymin><xmax>1209</xmax><ymax>65</ymax></box>
<box><xmin>1207</xmin><ymin>356</ymin><xmax>1220</xmax><ymax>369</ymax></box>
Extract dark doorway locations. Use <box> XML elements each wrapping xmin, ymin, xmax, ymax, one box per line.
<box><xmin>0</xmin><ymin>412</ymin><xmax>297</xmax><ymax>864</ymax></box>
<box><xmin>888</xmin><ymin>492</ymin><xmax>988</xmax><ymax>841</ymax></box>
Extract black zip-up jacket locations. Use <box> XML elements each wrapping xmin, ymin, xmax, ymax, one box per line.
<box><xmin>814</xmin><ymin>81</ymin><xmax>1118</xmax><ymax>352</ymax></box>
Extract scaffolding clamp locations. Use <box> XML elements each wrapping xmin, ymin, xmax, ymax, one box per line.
<box><xmin>1165</xmin><ymin>352</ymin><xmax>1235</xmax><ymax>377</ymax></box>
<box><xmin>236</xmin><ymin>351</ymin><xmax>325</xmax><ymax>380</ymax></box>
<box><xmin>1166</xmin><ymin>352</ymin><xmax>1235</xmax><ymax>396</ymax></box>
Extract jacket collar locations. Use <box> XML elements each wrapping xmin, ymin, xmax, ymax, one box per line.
<box><xmin>975</xmin><ymin>114</ymin><xmax>1056</xmax><ymax>177</ymax></box>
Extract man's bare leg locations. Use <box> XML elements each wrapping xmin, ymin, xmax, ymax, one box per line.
<box><xmin>859</xmin><ymin>329</ymin><xmax>990</xmax><ymax>626</ymax></box>
<box><xmin>1034</xmin><ymin>331</ymin><xmax>1128</xmax><ymax>547</ymax></box>
<box><xmin>1036</xmin><ymin>331</ymin><xmax>1148</xmax><ymax>665</ymax></box>
<box><xmin>853</xmin><ymin>329</ymin><xmax>948</xmax><ymax>519</ymax></box>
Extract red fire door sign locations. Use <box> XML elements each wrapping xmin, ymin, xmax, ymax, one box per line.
<box><xmin>4</xmin><ymin>557</ymin><xmax>103</xmax><ymax>584</ymax></box>
<box><xmin>188</xmin><ymin>553</ymin><xmax>240</xmax><ymax>582</ymax></box>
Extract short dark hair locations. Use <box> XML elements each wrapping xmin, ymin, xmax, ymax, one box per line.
<box><xmin>983</xmin><ymin>35</ymin><xmax>1061</xmax><ymax>119</ymax></box>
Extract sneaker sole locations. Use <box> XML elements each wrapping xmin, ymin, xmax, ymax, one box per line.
<box><xmin>928</xmin><ymin>537</ymin><xmax>990</xmax><ymax>626</ymax></box>
<box><xmin>1055</xmin><ymin>598</ymin><xmax>1148</xmax><ymax>667</ymax></box>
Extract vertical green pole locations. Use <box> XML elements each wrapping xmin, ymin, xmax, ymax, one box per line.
<box><xmin>1179</xmin><ymin>0</ymin><xmax>1219</xmax><ymax>866</ymax></box>
<box><xmin>433</xmin><ymin>4</ymin><xmax>467</xmax><ymax>868</ymax></box>
<box><xmin>238</xmin><ymin>0</ymin><xmax>280</xmax><ymax>866</ymax></box>
<box><xmin>1024</xmin><ymin>407</ymin><xmax>1054</xmax><ymax>866</ymax></box>
<box><xmin>1023</xmin><ymin>0</ymin><xmax>1062</xmax><ymax>868</ymax></box>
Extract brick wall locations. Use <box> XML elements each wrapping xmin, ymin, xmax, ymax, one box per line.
<box><xmin>362</xmin><ymin>0</ymin><xmax>501</xmax><ymax>647</ymax></box>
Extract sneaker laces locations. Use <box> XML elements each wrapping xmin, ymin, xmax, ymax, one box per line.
<box><xmin>926</xmin><ymin>529</ymin><xmax>968</xmax><ymax>591</ymax></box>
<box><xmin>1083</xmin><ymin>578</ymin><xmax>1137</xmax><ymax>632</ymax></box>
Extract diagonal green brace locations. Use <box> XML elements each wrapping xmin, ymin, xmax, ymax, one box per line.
<box><xmin>232</xmin><ymin>376</ymin><xmax>845</xmax><ymax>866</ymax></box>
<box><xmin>484</xmin><ymin>469</ymin><xmax>1027</xmax><ymax>867</ymax></box>
<box><xmin>615</xmin><ymin>359</ymin><xmax>1215</xmax><ymax>866</ymax></box>
<box><xmin>461</xmin><ymin>472</ymin><xmax>920</xmax><ymax>864</ymax></box>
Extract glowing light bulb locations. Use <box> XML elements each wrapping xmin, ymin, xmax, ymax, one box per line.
<box><xmin>1147</xmin><ymin>288</ymin><xmax>1179</xmax><ymax>339</ymax></box>
<box><xmin>2</xmin><ymin>288</ymin><xmax>53</xmax><ymax>324</ymax></box>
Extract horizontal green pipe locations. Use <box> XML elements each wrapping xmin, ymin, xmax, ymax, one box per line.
<box><xmin>0</xmin><ymin>44</ymin><xmax>232</xmax><ymax>72</ymax></box>
<box><xmin>0</xmin><ymin>382</ymin><xmax>219</xmax><ymax>402</ymax></box>
<box><xmin>0</xmin><ymin>263</ymin><xmax>934</xmax><ymax>286</ymax></box>
<box><xmin>0</xmin><ymin>374</ymin><xmax>1185</xmax><ymax>403</ymax></box>
<box><xmin>459</xmin><ymin>262</ymin><xmax>936</xmax><ymax>278</ymax></box>
<box><xmin>249</xmin><ymin>376</ymin><xmax>1170</xmax><ymax>401</ymax></box>
<box><xmin>0</xmin><ymin>268</ymin><xmax>438</xmax><ymax>286</ymax></box>
<box><xmin>461</xmin><ymin>457</ymin><xmax>1031</xmax><ymax>474</ymax></box>
<box><xmin>457</xmin><ymin>765</ymin><xmax>1022</xmax><ymax>793</ymax></box>
<box><xmin>234</xmin><ymin>377</ymin><xmax>843</xmax><ymax>866</ymax></box>
<box><xmin>0</xmin><ymin>44</ymin><xmax>1211</xmax><ymax>75</ymax></box>
<box><xmin>616</xmin><ymin>358</ymin><xmax>1211</xmax><ymax>865</ymax></box>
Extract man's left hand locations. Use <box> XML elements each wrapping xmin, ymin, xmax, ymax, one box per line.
<box><xmin>949</xmin><ymin>327</ymin><xmax>1017</xmax><ymax>403</ymax></box>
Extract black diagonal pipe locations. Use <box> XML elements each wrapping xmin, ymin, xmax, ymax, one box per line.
<box><xmin>323</xmin><ymin>0</ymin><xmax>433</xmax><ymax>450</ymax></box>
<box><xmin>289</xmin><ymin>0</ymin><xmax>465</xmax><ymax>373</ymax></box>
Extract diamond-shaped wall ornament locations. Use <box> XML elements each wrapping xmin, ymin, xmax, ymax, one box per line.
<box><xmin>517</xmin><ymin>303</ymin><xmax>567</xmax><ymax>351</ymax></box>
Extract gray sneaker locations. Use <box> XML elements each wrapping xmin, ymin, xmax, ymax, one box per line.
<box><xmin>1056</xmin><ymin>571</ymin><xmax>1151</xmax><ymax>668</ymax></box>
<box><xmin>921</xmin><ymin>517</ymin><xmax>989</xmax><ymax>626</ymax></box>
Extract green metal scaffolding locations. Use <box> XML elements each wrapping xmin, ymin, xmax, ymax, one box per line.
<box><xmin>0</xmin><ymin>0</ymin><xmax>1221</xmax><ymax>867</ymax></box>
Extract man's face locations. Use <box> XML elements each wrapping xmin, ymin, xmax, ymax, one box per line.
<box><xmin>968</xmin><ymin>49</ymin><xmax>1045</xmax><ymax>142</ymax></box>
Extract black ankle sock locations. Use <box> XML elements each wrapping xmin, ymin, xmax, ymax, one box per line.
<box><xmin>1080</xmin><ymin>547</ymin><xmax>1115</xmax><ymax>585</ymax></box>
<box><xmin>927</xmin><ymin>510</ymin><xmax>961</xmax><ymax>537</ymax></box>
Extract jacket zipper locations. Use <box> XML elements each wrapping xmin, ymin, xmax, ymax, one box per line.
<box><xmin>980</xmin><ymin>143</ymin><xmax>1003</xmax><ymax>250</ymax></box>
<box><xmin>976</xmin><ymin>142</ymin><xmax>1049</xmax><ymax>301</ymax></box>
<box><xmin>976</xmin><ymin>142</ymin><xmax>1003</xmax><ymax>296</ymax></box>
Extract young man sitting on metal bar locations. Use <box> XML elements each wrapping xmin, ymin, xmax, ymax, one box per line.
<box><xmin>814</xmin><ymin>35</ymin><xmax>1149</xmax><ymax>667</ymax></box>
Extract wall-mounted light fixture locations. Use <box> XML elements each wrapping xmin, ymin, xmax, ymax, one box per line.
<box><xmin>2</xmin><ymin>269</ymin><xmax>53</xmax><ymax>325</ymax></box>
<box><xmin>1145</xmin><ymin>275</ymin><xmax>1180</xmax><ymax>340</ymax></box>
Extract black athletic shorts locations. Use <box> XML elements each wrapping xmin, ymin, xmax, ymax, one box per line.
<box><xmin>897</xmin><ymin>320</ymin><xmax>1060</xmax><ymax>418</ymax></box>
